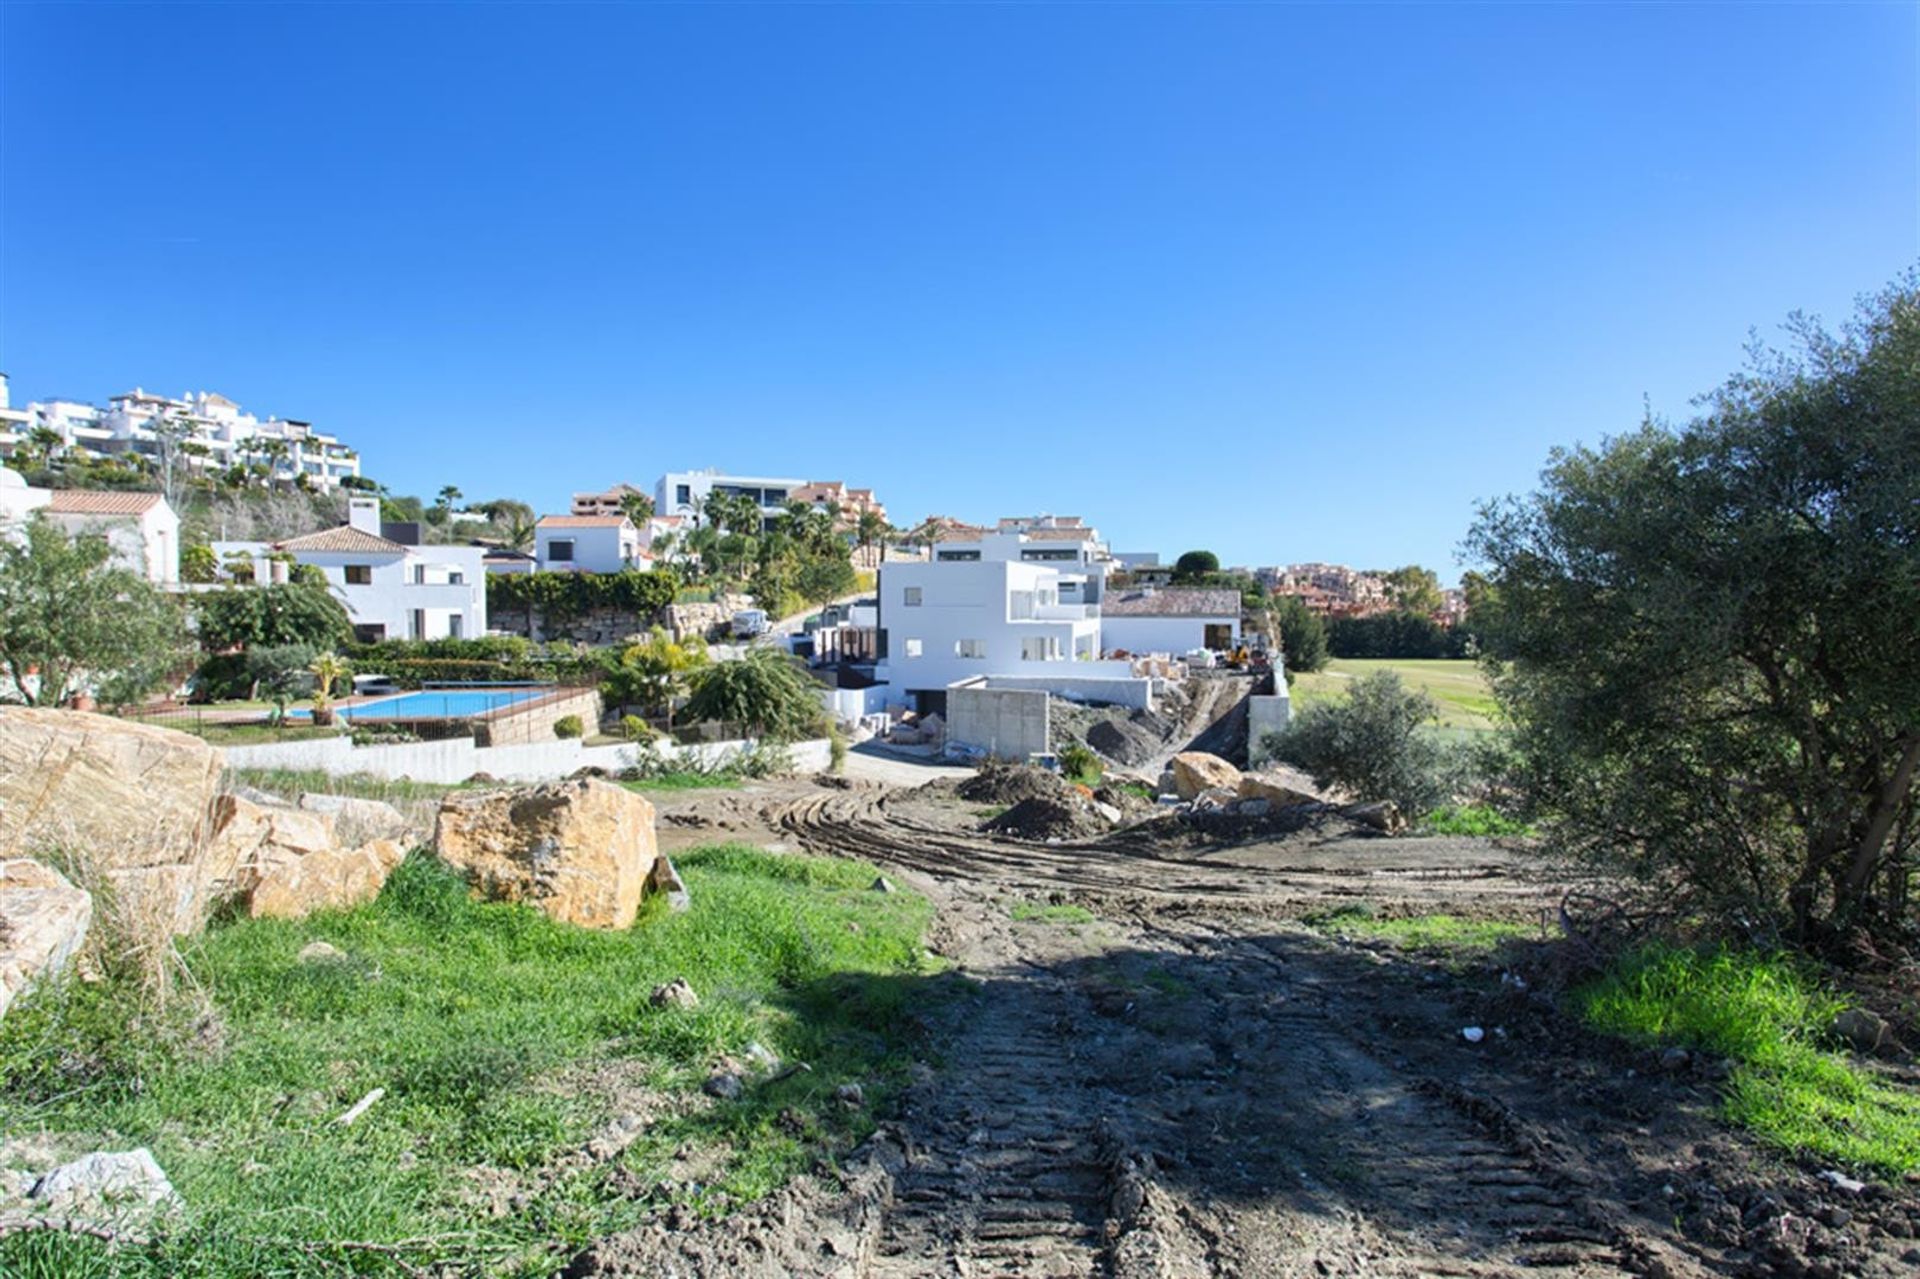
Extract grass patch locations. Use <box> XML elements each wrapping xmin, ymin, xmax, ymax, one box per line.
<box><xmin>165</xmin><ymin>720</ymin><xmax>347</xmax><ymax>747</ymax></box>
<box><xmin>1290</xmin><ymin>658</ymin><xmax>1496</xmax><ymax>732</ymax></box>
<box><xmin>1577</xmin><ymin>944</ymin><xmax>1920</xmax><ymax>1176</ymax></box>
<box><xmin>1008</xmin><ymin>901</ymin><xmax>1097</xmax><ymax>926</ymax></box>
<box><xmin>0</xmin><ymin>844</ymin><xmax>943</xmax><ymax>1276</ymax></box>
<box><xmin>621</xmin><ymin>772</ymin><xmax>747</xmax><ymax>795</ymax></box>
<box><xmin>229</xmin><ymin>767</ymin><xmax>476</xmax><ymax>804</ymax></box>
<box><xmin>1306</xmin><ymin>904</ymin><xmax>1534</xmax><ymax>952</ymax></box>
<box><xmin>1421</xmin><ymin>803</ymin><xmax>1533</xmax><ymax>838</ymax></box>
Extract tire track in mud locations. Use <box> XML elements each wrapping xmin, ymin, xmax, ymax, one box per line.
<box><xmin>776</xmin><ymin>789</ymin><xmax>1694</xmax><ymax>1278</ymax></box>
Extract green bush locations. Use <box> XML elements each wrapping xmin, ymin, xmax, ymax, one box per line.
<box><xmin>552</xmin><ymin>714</ymin><xmax>584</xmax><ymax>739</ymax></box>
<box><xmin>1058</xmin><ymin>741</ymin><xmax>1102</xmax><ymax>786</ymax></box>
<box><xmin>1267</xmin><ymin>671</ymin><xmax>1467</xmax><ymax>815</ymax></box>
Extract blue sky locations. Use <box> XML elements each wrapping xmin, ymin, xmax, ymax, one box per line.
<box><xmin>3</xmin><ymin>3</ymin><xmax>1913</xmax><ymax>580</ymax></box>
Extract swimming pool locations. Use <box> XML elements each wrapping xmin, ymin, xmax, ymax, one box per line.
<box><xmin>325</xmin><ymin>688</ymin><xmax>548</xmax><ymax>722</ymax></box>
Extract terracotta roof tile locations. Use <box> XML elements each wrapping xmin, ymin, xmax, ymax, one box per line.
<box><xmin>43</xmin><ymin>490</ymin><xmax>165</xmax><ymax>516</ymax></box>
<box><xmin>539</xmin><ymin>515</ymin><xmax>630</xmax><ymax>529</ymax></box>
<box><xmin>277</xmin><ymin>525</ymin><xmax>406</xmax><ymax>553</ymax></box>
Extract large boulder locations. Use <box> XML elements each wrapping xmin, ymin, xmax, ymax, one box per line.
<box><xmin>1237</xmin><ymin>766</ymin><xmax>1331</xmax><ymax>808</ymax></box>
<box><xmin>0</xmin><ymin>859</ymin><xmax>93</xmax><ymax>1021</ymax></box>
<box><xmin>245</xmin><ymin>839</ymin><xmax>408</xmax><ymax>920</ymax></box>
<box><xmin>434</xmin><ymin>779</ymin><xmax>661</xmax><ymax>929</ymax></box>
<box><xmin>29</xmin><ymin>1148</ymin><xmax>181</xmax><ymax>1221</ymax></box>
<box><xmin>297</xmin><ymin>793</ymin><xmax>412</xmax><ymax>845</ymax></box>
<box><xmin>0</xmin><ymin>709</ymin><xmax>226</xmax><ymax>936</ymax></box>
<box><xmin>1170</xmin><ymin>751</ymin><xmax>1243</xmax><ymax>801</ymax></box>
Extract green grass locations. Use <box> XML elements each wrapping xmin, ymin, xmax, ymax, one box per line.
<box><xmin>229</xmin><ymin>766</ymin><xmax>477</xmax><ymax>804</ymax></box>
<box><xmin>1577</xmin><ymin>944</ymin><xmax>1920</xmax><ymax>1176</ymax></box>
<box><xmin>0</xmin><ymin>845</ymin><xmax>943</xmax><ymax>1277</ymax></box>
<box><xmin>1421</xmin><ymin>803</ymin><xmax>1534</xmax><ymax>837</ymax></box>
<box><xmin>164</xmin><ymin>720</ymin><xmax>348</xmax><ymax>746</ymax></box>
<box><xmin>1306</xmin><ymin>904</ymin><xmax>1535</xmax><ymax>952</ymax></box>
<box><xmin>1008</xmin><ymin>901</ymin><xmax>1097</xmax><ymax>926</ymax></box>
<box><xmin>621</xmin><ymin>772</ymin><xmax>747</xmax><ymax>795</ymax></box>
<box><xmin>1290</xmin><ymin>658</ymin><xmax>1497</xmax><ymax>731</ymax></box>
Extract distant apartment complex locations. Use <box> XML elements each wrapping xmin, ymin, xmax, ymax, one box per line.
<box><xmin>1258</xmin><ymin>562</ymin><xmax>1392</xmax><ymax>617</ymax></box>
<box><xmin>0</xmin><ymin>375</ymin><xmax>362</xmax><ymax>489</ymax></box>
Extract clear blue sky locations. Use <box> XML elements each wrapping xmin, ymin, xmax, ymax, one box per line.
<box><xmin>3</xmin><ymin>3</ymin><xmax>1913</xmax><ymax>581</ymax></box>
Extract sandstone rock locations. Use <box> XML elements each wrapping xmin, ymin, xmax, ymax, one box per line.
<box><xmin>246</xmin><ymin>839</ymin><xmax>406</xmax><ymax>921</ymax></box>
<box><xmin>296</xmin><ymin>793</ymin><xmax>410</xmax><ymax>844</ymax></box>
<box><xmin>29</xmin><ymin>1148</ymin><xmax>181</xmax><ymax>1219</ymax></box>
<box><xmin>1346</xmin><ymin>800</ymin><xmax>1406</xmax><ymax>834</ymax></box>
<box><xmin>204</xmin><ymin>795</ymin><xmax>340</xmax><ymax>897</ymax></box>
<box><xmin>0</xmin><ymin>709</ymin><xmax>224</xmax><ymax>862</ymax></box>
<box><xmin>1170</xmin><ymin>752</ymin><xmax>1242</xmax><ymax>801</ymax></box>
<box><xmin>1237</xmin><ymin>767</ymin><xmax>1330</xmax><ymax>808</ymax></box>
<box><xmin>0</xmin><ymin>859</ymin><xmax>93</xmax><ymax>1021</ymax></box>
<box><xmin>0</xmin><ymin>709</ymin><xmax>225</xmax><ymax>935</ymax></box>
<box><xmin>650</xmin><ymin>978</ymin><xmax>698</xmax><ymax>1010</ymax></box>
<box><xmin>1832</xmin><ymin>1008</ymin><xmax>1898</xmax><ymax>1057</ymax></box>
<box><xmin>434</xmin><ymin>779</ymin><xmax>661</xmax><ymax>929</ymax></box>
<box><xmin>703</xmin><ymin>1071</ymin><xmax>743</xmax><ymax>1100</ymax></box>
<box><xmin>649</xmin><ymin>856</ymin><xmax>691</xmax><ymax>913</ymax></box>
<box><xmin>1192</xmin><ymin>787</ymin><xmax>1236</xmax><ymax>811</ymax></box>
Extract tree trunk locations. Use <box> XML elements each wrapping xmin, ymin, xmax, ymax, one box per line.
<box><xmin>1837</xmin><ymin>733</ymin><xmax>1920</xmax><ymax>913</ymax></box>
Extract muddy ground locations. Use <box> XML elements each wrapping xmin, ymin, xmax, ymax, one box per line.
<box><xmin>587</xmin><ymin>776</ymin><xmax>1920</xmax><ymax>1278</ymax></box>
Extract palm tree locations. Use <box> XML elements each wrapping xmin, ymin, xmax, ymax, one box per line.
<box><xmin>855</xmin><ymin>509</ymin><xmax>889</xmax><ymax>565</ymax></box>
<box><xmin>502</xmin><ymin>511</ymin><xmax>536</xmax><ymax>553</ymax></box>
<box><xmin>437</xmin><ymin>484</ymin><xmax>463</xmax><ymax>512</ymax></box>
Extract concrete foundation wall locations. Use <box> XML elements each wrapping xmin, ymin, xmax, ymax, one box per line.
<box><xmin>979</xmin><ymin>674</ymin><xmax>1154</xmax><ymax>711</ymax></box>
<box><xmin>224</xmin><ymin>733</ymin><xmax>830</xmax><ymax>784</ymax></box>
<box><xmin>1247</xmin><ymin>690</ymin><xmax>1294</xmax><ymax>767</ymax></box>
<box><xmin>947</xmin><ymin>680</ymin><xmax>1050</xmax><ymax>762</ymax></box>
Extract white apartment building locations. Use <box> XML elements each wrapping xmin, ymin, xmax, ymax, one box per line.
<box><xmin>0</xmin><ymin>467</ymin><xmax>181</xmax><ymax>584</ymax></box>
<box><xmin>873</xmin><ymin>530</ymin><xmax>1141</xmax><ymax>714</ymax></box>
<box><xmin>534</xmin><ymin>515</ymin><xmax>647</xmax><ymax>573</ymax></box>
<box><xmin>655</xmin><ymin>468</ymin><xmax>807</xmax><ymax>525</ymax></box>
<box><xmin>4</xmin><ymin>381</ymin><xmax>362</xmax><ymax>488</ymax></box>
<box><xmin>214</xmin><ymin>498</ymin><xmax>486</xmax><ymax>642</ymax></box>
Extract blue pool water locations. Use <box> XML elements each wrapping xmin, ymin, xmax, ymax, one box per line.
<box><xmin>322</xmin><ymin>688</ymin><xmax>546</xmax><ymax>721</ymax></box>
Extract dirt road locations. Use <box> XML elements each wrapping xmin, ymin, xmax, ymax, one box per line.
<box><xmin>584</xmin><ymin>780</ymin><xmax>1920</xmax><ymax>1278</ymax></box>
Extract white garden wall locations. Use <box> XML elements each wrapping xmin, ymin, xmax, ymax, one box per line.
<box><xmin>224</xmin><ymin>734</ymin><xmax>831</xmax><ymax>784</ymax></box>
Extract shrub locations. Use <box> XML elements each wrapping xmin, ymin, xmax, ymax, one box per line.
<box><xmin>1267</xmin><ymin>671</ymin><xmax>1466</xmax><ymax>815</ymax></box>
<box><xmin>553</xmin><ymin>714</ymin><xmax>584</xmax><ymax>739</ymax></box>
<box><xmin>682</xmin><ymin>647</ymin><xmax>827</xmax><ymax>741</ymax></box>
<box><xmin>1058</xmin><ymin>741</ymin><xmax>1102</xmax><ymax>786</ymax></box>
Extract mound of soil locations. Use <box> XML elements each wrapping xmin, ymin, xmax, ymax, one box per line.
<box><xmin>984</xmin><ymin>796</ymin><xmax>1109</xmax><ymax>841</ymax></box>
<box><xmin>1085</xmin><ymin>717</ymin><xmax>1164</xmax><ymax>767</ymax></box>
<box><xmin>956</xmin><ymin>762</ymin><xmax>1068</xmax><ymax>806</ymax></box>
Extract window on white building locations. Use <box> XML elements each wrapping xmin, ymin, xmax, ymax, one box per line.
<box><xmin>1021</xmin><ymin>636</ymin><xmax>1061</xmax><ymax>662</ymax></box>
<box><xmin>548</xmin><ymin>539</ymin><xmax>575</xmax><ymax>562</ymax></box>
<box><xmin>904</xmin><ymin>639</ymin><xmax>923</xmax><ymax>658</ymax></box>
<box><xmin>345</xmin><ymin>564</ymin><xmax>372</xmax><ymax>585</ymax></box>
<box><xmin>955</xmin><ymin>639</ymin><xmax>985</xmax><ymax>659</ymax></box>
<box><xmin>903</xmin><ymin>587</ymin><xmax>922</xmax><ymax>606</ymax></box>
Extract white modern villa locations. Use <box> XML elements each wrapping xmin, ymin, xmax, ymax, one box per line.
<box><xmin>214</xmin><ymin>498</ymin><xmax>486</xmax><ymax>642</ymax></box>
<box><xmin>0</xmin><ymin>467</ymin><xmax>181</xmax><ymax>584</ymax></box>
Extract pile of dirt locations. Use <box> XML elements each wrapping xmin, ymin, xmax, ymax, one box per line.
<box><xmin>956</xmin><ymin>762</ymin><xmax>1069</xmax><ymax>806</ymax></box>
<box><xmin>984</xmin><ymin>795</ymin><xmax>1109</xmax><ymax>841</ymax></box>
<box><xmin>1049</xmin><ymin>696</ymin><xmax>1186</xmax><ymax>768</ymax></box>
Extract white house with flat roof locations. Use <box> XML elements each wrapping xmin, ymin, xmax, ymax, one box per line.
<box><xmin>873</xmin><ymin>530</ymin><xmax>1146</xmax><ymax>715</ymax></box>
<box><xmin>0</xmin><ymin>468</ymin><xmax>181</xmax><ymax>583</ymax></box>
<box><xmin>655</xmin><ymin>468</ymin><xmax>806</xmax><ymax>525</ymax></box>
<box><xmin>535</xmin><ymin>515</ymin><xmax>646</xmax><ymax>573</ymax></box>
<box><xmin>214</xmin><ymin>497</ymin><xmax>486</xmax><ymax>642</ymax></box>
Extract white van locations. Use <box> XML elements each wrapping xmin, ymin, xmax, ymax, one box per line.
<box><xmin>732</xmin><ymin>609</ymin><xmax>770</xmax><ymax>639</ymax></box>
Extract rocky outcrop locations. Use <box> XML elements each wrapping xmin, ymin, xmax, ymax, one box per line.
<box><xmin>434</xmin><ymin>779</ymin><xmax>661</xmax><ymax>929</ymax></box>
<box><xmin>296</xmin><ymin>793</ymin><xmax>412</xmax><ymax>845</ymax></box>
<box><xmin>1236</xmin><ymin>766</ymin><xmax>1331</xmax><ymax>808</ymax></box>
<box><xmin>206</xmin><ymin>796</ymin><xmax>408</xmax><ymax>921</ymax></box>
<box><xmin>1170</xmin><ymin>752</ymin><xmax>1243</xmax><ymax>801</ymax></box>
<box><xmin>0</xmin><ymin>859</ymin><xmax>93</xmax><ymax>1020</ymax></box>
<box><xmin>0</xmin><ymin>708</ymin><xmax>227</xmax><ymax>937</ymax></box>
<box><xmin>246</xmin><ymin>838</ymin><xmax>408</xmax><ymax>920</ymax></box>
<box><xmin>28</xmin><ymin>1148</ymin><xmax>181</xmax><ymax>1221</ymax></box>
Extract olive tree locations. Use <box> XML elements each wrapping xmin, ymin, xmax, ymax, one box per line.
<box><xmin>1466</xmin><ymin>278</ymin><xmax>1920</xmax><ymax>947</ymax></box>
<box><xmin>0</xmin><ymin>516</ymin><xmax>193</xmax><ymax>707</ymax></box>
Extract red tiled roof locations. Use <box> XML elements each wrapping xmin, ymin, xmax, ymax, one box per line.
<box><xmin>277</xmin><ymin>525</ymin><xmax>406</xmax><ymax>553</ymax></box>
<box><xmin>538</xmin><ymin>515</ymin><xmax>630</xmax><ymax>528</ymax></box>
<box><xmin>43</xmin><ymin>490</ymin><xmax>164</xmax><ymax>515</ymax></box>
